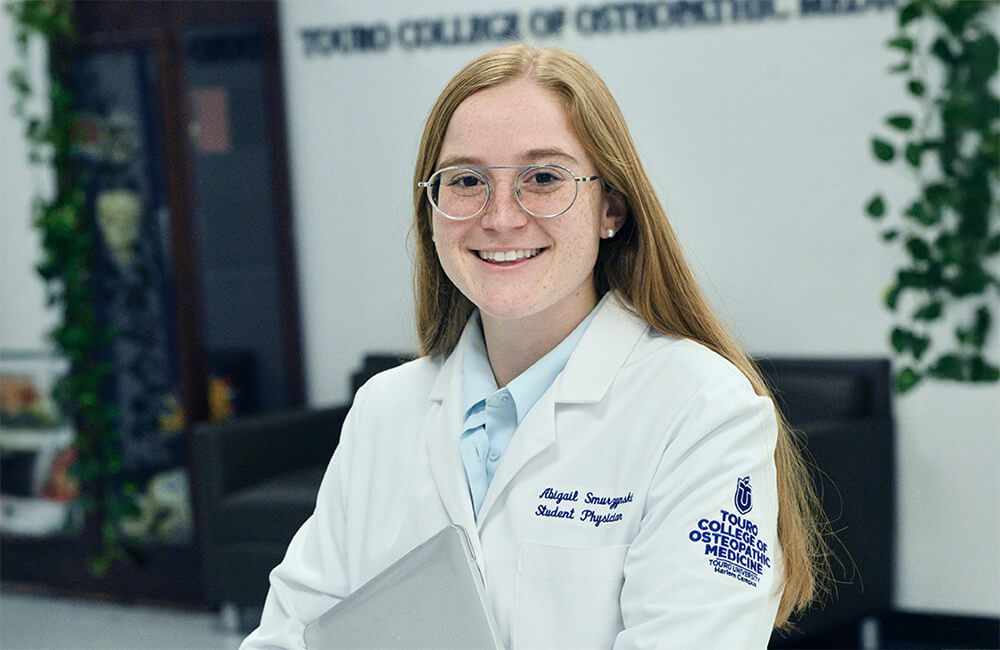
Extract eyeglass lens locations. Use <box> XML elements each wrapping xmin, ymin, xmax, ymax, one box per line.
<box><xmin>429</xmin><ymin>165</ymin><xmax>578</xmax><ymax>219</ymax></box>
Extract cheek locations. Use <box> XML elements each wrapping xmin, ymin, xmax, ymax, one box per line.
<box><xmin>430</xmin><ymin>218</ymin><xmax>467</xmax><ymax>274</ymax></box>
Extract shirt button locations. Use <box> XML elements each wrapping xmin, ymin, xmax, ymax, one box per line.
<box><xmin>487</xmin><ymin>447</ymin><xmax>501</xmax><ymax>462</ymax></box>
<box><xmin>499</xmin><ymin>393</ymin><xmax>511</xmax><ymax>403</ymax></box>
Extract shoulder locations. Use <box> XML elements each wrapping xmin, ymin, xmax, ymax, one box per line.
<box><xmin>627</xmin><ymin>331</ymin><xmax>756</xmax><ymax>402</ymax></box>
<box><xmin>352</xmin><ymin>355</ymin><xmax>441</xmax><ymax>407</ymax></box>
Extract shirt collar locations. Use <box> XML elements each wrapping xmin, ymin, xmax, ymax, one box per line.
<box><xmin>461</xmin><ymin>294</ymin><xmax>607</xmax><ymax>423</ymax></box>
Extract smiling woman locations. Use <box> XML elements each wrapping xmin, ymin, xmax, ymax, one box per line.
<box><xmin>243</xmin><ymin>44</ymin><xmax>827</xmax><ymax>650</ymax></box>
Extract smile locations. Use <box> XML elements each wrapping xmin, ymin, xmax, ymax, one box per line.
<box><xmin>477</xmin><ymin>248</ymin><xmax>543</xmax><ymax>263</ymax></box>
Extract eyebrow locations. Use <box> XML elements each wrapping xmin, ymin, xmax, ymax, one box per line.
<box><xmin>437</xmin><ymin>148</ymin><xmax>581</xmax><ymax>170</ymax></box>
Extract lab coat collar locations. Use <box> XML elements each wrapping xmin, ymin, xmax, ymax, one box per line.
<box><xmin>428</xmin><ymin>293</ymin><xmax>647</xmax><ymax>405</ymax></box>
<box><xmin>554</xmin><ymin>293</ymin><xmax>649</xmax><ymax>403</ymax></box>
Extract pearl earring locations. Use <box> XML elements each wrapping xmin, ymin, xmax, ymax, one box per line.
<box><xmin>606</xmin><ymin>229</ymin><xmax>616</xmax><ymax>238</ymax></box>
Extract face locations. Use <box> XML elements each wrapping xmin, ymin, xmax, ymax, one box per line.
<box><xmin>431</xmin><ymin>77</ymin><xmax>623</xmax><ymax>331</ymax></box>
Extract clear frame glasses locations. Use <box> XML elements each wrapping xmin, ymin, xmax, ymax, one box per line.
<box><xmin>418</xmin><ymin>164</ymin><xmax>600</xmax><ymax>220</ymax></box>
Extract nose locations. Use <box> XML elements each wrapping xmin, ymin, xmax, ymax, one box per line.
<box><xmin>477</xmin><ymin>178</ymin><xmax>529</xmax><ymax>232</ymax></box>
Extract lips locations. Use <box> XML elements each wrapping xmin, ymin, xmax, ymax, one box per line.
<box><xmin>476</xmin><ymin>248</ymin><xmax>543</xmax><ymax>263</ymax></box>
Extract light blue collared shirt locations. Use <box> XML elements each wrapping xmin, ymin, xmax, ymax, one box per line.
<box><xmin>459</xmin><ymin>298</ymin><xmax>603</xmax><ymax>517</ymax></box>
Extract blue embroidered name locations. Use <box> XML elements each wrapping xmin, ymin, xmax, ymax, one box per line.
<box><xmin>538</xmin><ymin>487</ymin><xmax>579</xmax><ymax>504</ymax></box>
<box><xmin>535</xmin><ymin>487</ymin><xmax>631</xmax><ymax>526</ymax></box>
<box><xmin>584</xmin><ymin>491</ymin><xmax>634</xmax><ymax>510</ymax></box>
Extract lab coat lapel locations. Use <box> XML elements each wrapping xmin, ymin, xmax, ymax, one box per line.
<box><xmin>424</xmin><ymin>322</ymin><xmax>479</xmax><ymax>540</ymax></box>
<box><xmin>477</xmin><ymin>296</ymin><xmax>649</xmax><ymax>524</ymax></box>
<box><xmin>555</xmin><ymin>294</ymin><xmax>650</xmax><ymax>403</ymax></box>
<box><xmin>476</xmin><ymin>389</ymin><xmax>555</xmax><ymax>524</ymax></box>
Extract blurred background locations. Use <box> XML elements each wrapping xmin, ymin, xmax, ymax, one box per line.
<box><xmin>1</xmin><ymin>1</ymin><xmax>997</xmax><ymax>648</ymax></box>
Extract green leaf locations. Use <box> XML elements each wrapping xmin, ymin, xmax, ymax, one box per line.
<box><xmin>930</xmin><ymin>37</ymin><xmax>954</xmax><ymax>64</ymax></box>
<box><xmin>904</xmin><ymin>201</ymin><xmax>939</xmax><ymax>226</ymax></box>
<box><xmin>949</xmin><ymin>266</ymin><xmax>991</xmax><ymax>296</ymax></box>
<box><xmin>899</xmin><ymin>2</ymin><xmax>923</xmax><ymax>26</ymax></box>
<box><xmin>891</xmin><ymin>327</ymin><xmax>910</xmax><ymax>354</ymax></box>
<box><xmin>907</xmin><ymin>79</ymin><xmax>925</xmax><ymax>97</ymax></box>
<box><xmin>872</xmin><ymin>138</ymin><xmax>895</xmax><ymax>162</ymax></box>
<box><xmin>956</xmin><ymin>308</ymin><xmax>991</xmax><ymax>348</ymax></box>
<box><xmin>884</xmin><ymin>284</ymin><xmax>902</xmax><ymax>310</ymax></box>
<box><xmin>935</xmin><ymin>233</ymin><xmax>963</xmax><ymax>264</ymax></box>
<box><xmin>891</xmin><ymin>327</ymin><xmax>930</xmax><ymax>358</ymax></box>
<box><xmin>966</xmin><ymin>33</ymin><xmax>1000</xmax><ymax>83</ymax></box>
<box><xmin>887</xmin><ymin>114</ymin><xmax>914</xmax><ymax>131</ymax></box>
<box><xmin>969</xmin><ymin>357</ymin><xmax>1000</xmax><ymax>382</ymax></box>
<box><xmin>866</xmin><ymin>195</ymin><xmax>887</xmax><ymax>218</ymax></box>
<box><xmin>882</xmin><ymin>229</ymin><xmax>899</xmax><ymax>242</ymax></box>
<box><xmin>929</xmin><ymin>354</ymin><xmax>965</xmax><ymax>380</ymax></box>
<box><xmin>923</xmin><ymin>182</ymin><xmax>949</xmax><ymax>207</ymax></box>
<box><xmin>888</xmin><ymin>61</ymin><xmax>911</xmax><ymax>74</ymax></box>
<box><xmin>894</xmin><ymin>367</ymin><xmax>922</xmax><ymax>392</ymax></box>
<box><xmin>888</xmin><ymin>36</ymin><xmax>915</xmax><ymax>53</ymax></box>
<box><xmin>905</xmin><ymin>237</ymin><xmax>932</xmax><ymax>261</ymax></box>
<box><xmin>986</xmin><ymin>234</ymin><xmax>1000</xmax><ymax>255</ymax></box>
<box><xmin>905</xmin><ymin>141</ymin><xmax>923</xmax><ymax>167</ymax></box>
<box><xmin>973</xmin><ymin>307</ymin><xmax>991</xmax><ymax>345</ymax></box>
<box><xmin>913</xmin><ymin>301</ymin><xmax>943</xmax><ymax>321</ymax></box>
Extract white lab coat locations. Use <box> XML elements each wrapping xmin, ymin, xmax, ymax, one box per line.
<box><xmin>242</xmin><ymin>296</ymin><xmax>783</xmax><ymax>650</ymax></box>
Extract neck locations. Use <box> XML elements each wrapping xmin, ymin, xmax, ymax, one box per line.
<box><xmin>480</xmin><ymin>291</ymin><xmax>598</xmax><ymax>388</ymax></box>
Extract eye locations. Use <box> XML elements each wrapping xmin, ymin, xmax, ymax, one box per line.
<box><xmin>530</xmin><ymin>171</ymin><xmax>557</xmax><ymax>185</ymax></box>
<box><xmin>448</xmin><ymin>173</ymin><xmax>485</xmax><ymax>188</ymax></box>
<box><xmin>519</xmin><ymin>166</ymin><xmax>570</xmax><ymax>193</ymax></box>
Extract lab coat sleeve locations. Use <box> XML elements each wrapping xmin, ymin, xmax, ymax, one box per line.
<box><xmin>240</xmin><ymin>387</ymin><xmax>370</xmax><ymax>650</ymax></box>
<box><xmin>614</xmin><ymin>383</ymin><xmax>782</xmax><ymax>650</ymax></box>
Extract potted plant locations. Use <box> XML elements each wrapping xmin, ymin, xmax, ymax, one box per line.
<box><xmin>866</xmin><ymin>0</ymin><xmax>999</xmax><ymax>392</ymax></box>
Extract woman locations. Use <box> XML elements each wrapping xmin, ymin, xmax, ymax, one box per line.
<box><xmin>243</xmin><ymin>44</ymin><xmax>825</xmax><ymax>649</ymax></box>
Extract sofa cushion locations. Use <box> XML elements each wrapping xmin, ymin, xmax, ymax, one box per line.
<box><xmin>218</xmin><ymin>465</ymin><xmax>327</xmax><ymax>545</ymax></box>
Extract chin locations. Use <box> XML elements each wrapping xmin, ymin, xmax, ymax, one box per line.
<box><xmin>476</xmin><ymin>302</ymin><xmax>540</xmax><ymax>322</ymax></box>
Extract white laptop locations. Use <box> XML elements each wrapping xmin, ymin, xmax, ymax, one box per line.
<box><xmin>303</xmin><ymin>524</ymin><xmax>505</xmax><ymax>649</ymax></box>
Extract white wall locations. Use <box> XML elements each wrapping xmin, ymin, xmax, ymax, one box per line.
<box><xmin>278</xmin><ymin>0</ymin><xmax>999</xmax><ymax>616</ymax></box>
<box><xmin>0</xmin><ymin>12</ymin><xmax>55</xmax><ymax>351</ymax></box>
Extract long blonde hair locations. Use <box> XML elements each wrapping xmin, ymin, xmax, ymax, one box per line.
<box><xmin>411</xmin><ymin>44</ymin><xmax>827</xmax><ymax>627</ymax></box>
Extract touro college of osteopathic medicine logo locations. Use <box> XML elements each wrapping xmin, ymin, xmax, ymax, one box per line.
<box><xmin>734</xmin><ymin>476</ymin><xmax>752</xmax><ymax>515</ymax></box>
<box><xmin>686</xmin><ymin>475</ymin><xmax>771</xmax><ymax>588</ymax></box>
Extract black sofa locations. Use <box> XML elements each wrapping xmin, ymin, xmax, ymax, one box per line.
<box><xmin>192</xmin><ymin>354</ymin><xmax>405</xmax><ymax>628</ymax></box>
<box><xmin>193</xmin><ymin>355</ymin><xmax>895</xmax><ymax>645</ymax></box>
<box><xmin>760</xmin><ymin>358</ymin><xmax>895</xmax><ymax>648</ymax></box>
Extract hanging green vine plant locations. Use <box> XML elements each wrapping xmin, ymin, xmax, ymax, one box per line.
<box><xmin>6</xmin><ymin>0</ymin><xmax>139</xmax><ymax>574</ymax></box>
<box><xmin>866</xmin><ymin>0</ymin><xmax>1000</xmax><ymax>393</ymax></box>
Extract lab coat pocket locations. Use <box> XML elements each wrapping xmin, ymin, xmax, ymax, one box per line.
<box><xmin>514</xmin><ymin>542</ymin><xmax>628</xmax><ymax>650</ymax></box>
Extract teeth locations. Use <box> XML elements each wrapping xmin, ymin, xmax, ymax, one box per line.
<box><xmin>478</xmin><ymin>248</ymin><xmax>542</xmax><ymax>262</ymax></box>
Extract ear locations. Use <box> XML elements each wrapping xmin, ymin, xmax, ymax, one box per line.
<box><xmin>600</xmin><ymin>189</ymin><xmax>628</xmax><ymax>238</ymax></box>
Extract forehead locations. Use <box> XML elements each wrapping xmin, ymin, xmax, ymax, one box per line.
<box><xmin>437</xmin><ymin>77</ymin><xmax>590</xmax><ymax>168</ymax></box>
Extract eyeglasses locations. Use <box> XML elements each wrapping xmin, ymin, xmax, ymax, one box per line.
<box><xmin>418</xmin><ymin>164</ymin><xmax>600</xmax><ymax>220</ymax></box>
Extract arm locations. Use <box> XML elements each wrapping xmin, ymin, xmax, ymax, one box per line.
<box><xmin>615</xmin><ymin>386</ymin><xmax>782</xmax><ymax>650</ymax></box>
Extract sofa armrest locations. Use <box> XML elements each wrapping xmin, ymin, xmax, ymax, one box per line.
<box><xmin>192</xmin><ymin>406</ymin><xmax>348</xmax><ymax>499</ymax></box>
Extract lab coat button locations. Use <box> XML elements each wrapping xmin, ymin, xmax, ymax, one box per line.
<box><xmin>487</xmin><ymin>447</ymin><xmax>501</xmax><ymax>462</ymax></box>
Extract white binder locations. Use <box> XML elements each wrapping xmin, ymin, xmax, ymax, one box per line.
<box><xmin>303</xmin><ymin>525</ymin><xmax>505</xmax><ymax>649</ymax></box>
